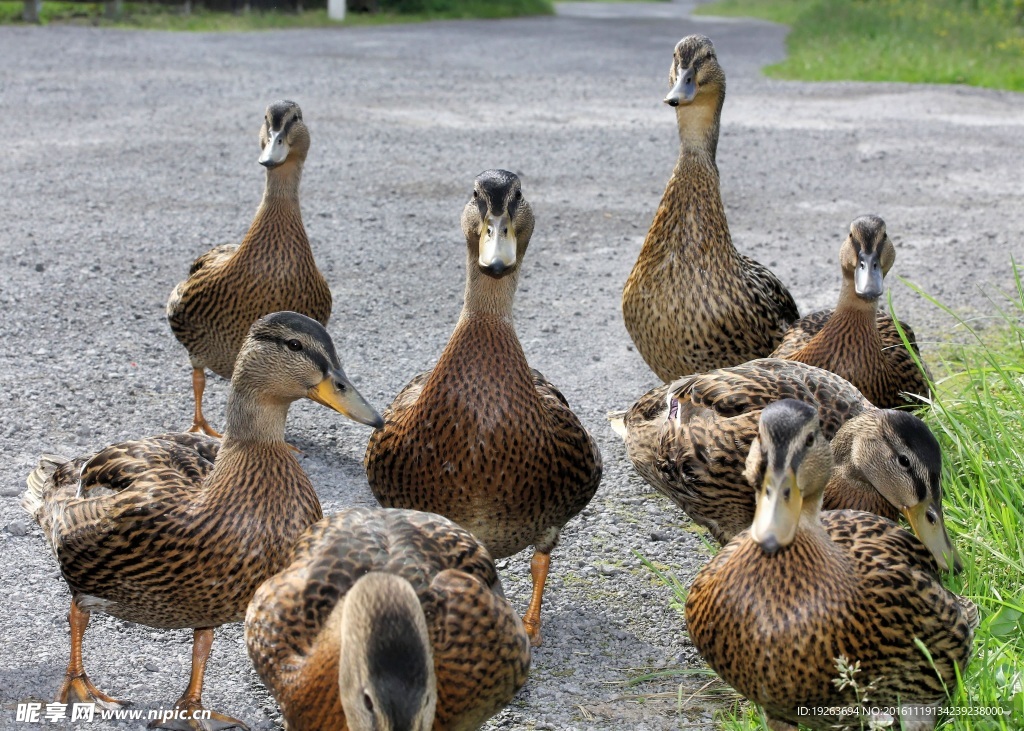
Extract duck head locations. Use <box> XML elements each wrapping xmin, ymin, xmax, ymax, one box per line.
<box><xmin>258</xmin><ymin>99</ymin><xmax>310</xmax><ymax>170</ymax></box>
<box><xmin>462</xmin><ymin>169</ymin><xmax>535</xmax><ymax>280</ymax></box>
<box><xmin>745</xmin><ymin>400</ymin><xmax>833</xmax><ymax>554</ymax></box>
<box><xmin>840</xmin><ymin>215</ymin><xmax>896</xmax><ymax>302</ymax></box>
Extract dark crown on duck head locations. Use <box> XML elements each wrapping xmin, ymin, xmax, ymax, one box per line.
<box><xmin>474</xmin><ymin>170</ymin><xmax>522</xmax><ymax>213</ymax></box>
<box><xmin>266</xmin><ymin>100</ymin><xmax>302</xmax><ymax>131</ymax></box>
<box><xmin>674</xmin><ymin>34</ymin><xmax>717</xmax><ymax>69</ymax></box>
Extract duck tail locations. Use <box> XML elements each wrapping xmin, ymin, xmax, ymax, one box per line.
<box><xmin>22</xmin><ymin>455</ymin><xmax>70</xmax><ymax>525</ymax></box>
<box><xmin>606</xmin><ymin>410</ymin><xmax>628</xmax><ymax>440</ymax></box>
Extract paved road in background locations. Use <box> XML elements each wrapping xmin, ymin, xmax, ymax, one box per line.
<box><xmin>1</xmin><ymin>1</ymin><xmax>1022</xmax><ymax>728</ymax></box>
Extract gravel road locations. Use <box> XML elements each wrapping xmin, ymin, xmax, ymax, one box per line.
<box><xmin>1</xmin><ymin>2</ymin><xmax>1022</xmax><ymax>729</ymax></box>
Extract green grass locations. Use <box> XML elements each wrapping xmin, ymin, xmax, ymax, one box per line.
<box><xmin>695</xmin><ymin>0</ymin><xmax>1024</xmax><ymax>91</ymax></box>
<box><xmin>642</xmin><ymin>266</ymin><xmax>1024</xmax><ymax>729</ymax></box>
<box><xmin>0</xmin><ymin>0</ymin><xmax>552</xmax><ymax>29</ymax></box>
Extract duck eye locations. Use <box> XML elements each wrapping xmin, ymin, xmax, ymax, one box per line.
<box><xmin>363</xmin><ymin>691</ymin><xmax>374</xmax><ymax>713</ymax></box>
<box><xmin>805</xmin><ymin>433</ymin><xmax>815</xmax><ymax>448</ymax></box>
<box><xmin>897</xmin><ymin>454</ymin><xmax>911</xmax><ymax>469</ymax></box>
<box><xmin>473</xmin><ymin>190</ymin><xmax>479</xmax><ymax>199</ymax></box>
<box><xmin>515</xmin><ymin>190</ymin><xmax>522</xmax><ymax>200</ymax></box>
<box><xmin>285</xmin><ymin>339</ymin><xmax>302</xmax><ymax>352</ymax></box>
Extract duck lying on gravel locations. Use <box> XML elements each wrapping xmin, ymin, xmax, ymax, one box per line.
<box><xmin>685</xmin><ymin>399</ymin><xmax>976</xmax><ymax>731</ymax></box>
<box><xmin>613</xmin><ymin>358</ymin><xmax>960</xmax><ymax>572</ymax></box>
<box><xmin>22</xmin><ymin>312</ymin><xmax>382</xmax><ymax>731</ymax></box>
<box><xmin>622</xmin><ymin>34</ymin><xmax>798</xmax><ymax>382</ymax></box>
<box><xmin>167</xmin><ymin>100</ymin><xmax>333</xmax><ymax>437</ymax></box>
<box><xmin>245</xmin><ymin>507</ymin><xmax>531</xmax><ymax>731</ymax></box>
<box><xmin>771</xmin><ymin>215</ymin><xmax>930</xmax><ymax>408</ymax></box>
<box><xmin>364</xmin><ymin>170</ymin><xmax>603</xmax><ymax>647</ymax></box>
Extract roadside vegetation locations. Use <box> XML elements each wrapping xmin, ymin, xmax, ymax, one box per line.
<box><xmin>641</xmin><ymin>270</ymin><xmax>1024</xmax><ymax>730</ymax></box>
<box><xmin>0</xmin><ymin>0</ymin><xmax>552</xmax><ymax>29</ymax></box>
<box><xmin>695</xmin><ymin>0</ymin><xmax>1024</xmax><ymax>91</ymax></box>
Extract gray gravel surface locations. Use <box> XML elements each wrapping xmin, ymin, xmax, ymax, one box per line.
<box><xmin>2</xmin><ymin>2</ymin><xmax>1022</xmax><ymax>729</ymax></box>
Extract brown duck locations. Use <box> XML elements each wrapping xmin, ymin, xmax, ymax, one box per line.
<box><xmin>22</xmin><ymin>312</ymin><xmax>382</xmax><ymax>731</ymax></box>
<box><xmin>771</xmin><ymin>215</ymin><xmax>929</xmax><ymax>408</ymax></box>
<box><xmin>685</xmin><ymin>399</ymin><xmax>976</xmax><ymax>730</ymax></box>
<box><xmin>613</xmin><ymin>358</ymin><xmax>960</xmax><ymax>571</ymax></box>
<box><xmin>245</xmin><ymin>507</ymin><xmax>531</xmax><ymax>731</ymax></box>
<box><xmin>167</xmin><ymin>100</ymin><xmax>332</xmax><ymax>436</ymax></box>
<box><xmin>364</xmin><ymin>170</ymin><xmax>603</xmax><ymax>646</ymax></box>
<box><xmin>622</xmin><ymin>35</ymin><xmax>798</xmax><ymax>382</ymax></box>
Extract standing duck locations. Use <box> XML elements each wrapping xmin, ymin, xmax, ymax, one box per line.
<box><xmin>245</xmin><ymin>507</ymin><xmax>531</xmax><ymax>731</ymax></box>
<box><xmin>614</xmin><ymin>358</ymin><xmax>960</xmax><ymax>571</ymax></box>
<box><xmin>622</xmin><ymin>35</ymin><xmax>798</xmax><ymax>382</ymax></box>
<box><xmin>167</xmin><ymin>100</ymin><xmax>332</xmax><ymax>436</ymax></box>
<box><xmin>685</xmin><ymin>400</ymin><xmax>976</xmax><ymax>730</ymax></box>
<box><xmin>22</xmin><ymin>312</ymin><xmax>382</xmax><ymax>730</ymax></box>
<box><xmin>364</xmin><ymin>170</ymin><xmax>603</xmax><ymax>646</ymax></box>
<box><xmin>771</xmin><ymin>215</ymin><xmax>930</xmax><ymax>408</ymax></box>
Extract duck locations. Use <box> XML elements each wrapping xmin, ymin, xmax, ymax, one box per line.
<box><xmin>621</xmin><ymin>35</ymin><xmax>799</xmax><ymax>382</ymax></box>
<box><xmin>22</xmin><ymin>312</ymin><xmax>382</xmax><ymax>731</ymax></box>
<box><xmin>167</xmin><ymin>100</ymin><xmax>332</xmax><ymax>436</ymax></box>
<box><xmin>614</xmin><ymin>358</ymin><xmax>960</xmax><ymax>571</ymax></box>
<box><xmin>245</xmin><ymin>507</ymin><xmax>531</xmax><ymax>731</ymax></box>
<box><xmin>770</xmin><ymin>215</ymin><xmax>929</xmax><ymax>408</ymax></box>
<box><xmin>684</xmin><ymin>399</ymin><xmax>976</xmax><ymax>730</ymax></box>
<box><xmin>364</xmin><ymin>170</ymin><xmax>603</xmax><ymax>647</ymax></box>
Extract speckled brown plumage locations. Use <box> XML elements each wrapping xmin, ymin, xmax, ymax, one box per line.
<box><xmin>619</xmin><ymin>359</ymin><xmax>958</xmax><ymax>563</ymax></box>
<box><xmin>22</xmin><ymin>312</ymin><xmax>382</xmax><ymax>728</ymax></box>
<box><xmin>245</xmin><ymin>508</ymin><xmax>531</xmax><ymax>731</ymax></box>
<box><xmin>622</xmin><ymin>359</ymin><xmax>866</xmax><ymax>543</ymax></box>
<box><xmin>685</xmin><ymin>401</ymin><xmax>975</xmax><ymax>731</ymax></box>
<box><xmin>364</xmin><ymin>171</ymin><xmax>602</xmax><ymax>645</ymax></box>
<box><xmin>622</xmin><ymin>35</ymin><xmax>798</xmax><ymax>382</ymax></box>
<box><xmin>167</xmin><ymin>100</ymin><xmax>331</xmax><ymax>434</ymax></box>
<box><xmin>771</xmin><ymin>216</ymin><xmax>929</xmax><ymax>408</ymax></box>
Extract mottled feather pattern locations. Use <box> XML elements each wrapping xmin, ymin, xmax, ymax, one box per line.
<box><xmin>365</xmin><ymin>315</ymin><xmax>602</xmax><ymax>559</ymax></box>
<box><xmin>773</xmin><ymin>308</ymin><xmax>930</xmax><ymax>409</ymax></box>
<box><xmin>167</xmin><ymin>198</ymin><xmax>332</xmax><ymax>378</ymax></box>
<box><xmin>622</xmin><ymin>137</ymin><xmax>798</xmax><ymax>383</ymax></box>
<box><xmin>685</xmin><ymin>511</ymin><xmax>975</xmax><ymax>730</ymax></box>
<box><xmin>623</xmin><ymin>360</ymin><xmax>868</xmax><ymax>543</ymax></box>
<box><xmin>245</xmin><ymin>508</ymin><xmax>531</xmax><ymax>731</ymax></box>
<box><xmin>26</xmin><ymin>437</ymin><xmax>321</xmax><ymax>629</ymax></box>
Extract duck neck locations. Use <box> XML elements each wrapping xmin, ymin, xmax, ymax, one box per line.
<box><xmin>221</xmin><ymin>384</ymin><xmax>291</xmax><ymax>446</ymax></box>
<box><xmin>460</xmin><ymin>249</ymin><xmax>519</xmax><ymax>322</ymax></box>
<box><xmin>834</xmin><ymin>276</ymin><xmax>880</xmax><ymax>320</ymax></box>
<box><xmin>237</xmin><ymin>160</ymin><xmax>306</xmax><ymax>253</ymax></box>
<box><xmin>675</xmin><ymin>94</ymin><xmax>723</xmax><ymax>163</ymax></box>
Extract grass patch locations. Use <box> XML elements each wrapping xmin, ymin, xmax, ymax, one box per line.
<box><xmin>695</xmin><ymin>0</ymin><xmax>1024</xmax><ymax>91</ymax></box>
<box><xmin>0</xmin><ymin>0</ymin><xmax>552</xmax><ymax>29</ymax></box>
<box><xmin>642</xmin><ymin>266</ymin><xmax>1024</xmax><ymax>729</ymax></box>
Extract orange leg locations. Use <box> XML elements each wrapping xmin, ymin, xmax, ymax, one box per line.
<box><xmin>522</xmin><ymin>551</ymin><xmax>551</xmax><ymax>648</ymax></box>
<box><xmin>149</xmin><ymin>628</ymin><xmax>248</xmax><ymax>731</ymax></box>
<box><xmin>187</xmin><ymin>368</ymin><xmax>222</xmax><ymax>438</ymax></box>
<box><xmin>57</xmin><ymin>598</ymin><xmax>128</xmax><ymax>710</ymax></box>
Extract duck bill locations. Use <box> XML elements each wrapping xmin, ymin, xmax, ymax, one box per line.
<box><xmin>478</xmin><ymin>215</ymin><xmax>517</xmax><ymax>278</ymax></box>
<box><xmin>259</xmin><ymin>127</ymin><xmax>290</xmax><ymax>168</ymax></box>
<box><xmin>854</xmin><ymin>250</ymin><xmax>884</xmax><ymax>299</ymax></box>
<box><xmin>307</xmin><ymin>369</ymin><xmax>384</xmax><ymax>429</ymax></box>
<box><xmin>903</xmin><ymin>502</ymin><xmax>962</xmax><ymax>573</ymax></box>
<box><xmin>664</xmin><ymin>68</ymin><xmax>697</xmax><ymax>107</ymax></box>
<box><xmin>750</xmin><ymin>469</ymin><xmax>801</xmax><ymax>555</ymax></box>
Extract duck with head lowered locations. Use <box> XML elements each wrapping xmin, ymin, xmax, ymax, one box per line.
<box><xmin>364</xmin><ymin>170</ymin><xmax>603</xmax><ymax>647</ymax></box>
<box><xmin>685</xmin><ymin>399</ymin><xmax>976</xmax><ymax>730</ymax></box>
<box><xmin>167</xmin><ymin>100</ymin><xmax>333</xmax><ymax>436</ymax></box>
<box><xmin>245</xmin><ymin>507</ymin><xmax>531</xmax><ymax>731</ymax></box>
<box><xmin>622</xmin><ymin>35</ymin><xmax>799</xmax><ymax>382</ymax></box>
<box><xmin>23</xmin><ymin>312</ymin><xmax>382</xmax><ymax>730</ymax></box>
<box><xmin>771</xmin><ymin>215</ymin><xmax>930</xmax><ymax>408</ymax></box>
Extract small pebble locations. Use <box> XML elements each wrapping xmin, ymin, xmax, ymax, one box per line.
<box><xmin>7</xmin><ymin>521</ymin><xmax>29</xmax><ymax>537</ymax></box>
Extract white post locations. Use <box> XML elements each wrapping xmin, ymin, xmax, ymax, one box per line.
<box><xmin>23</xmin><ymin>0</ymin><xmax>41</xmax><ymax>22</ymax></box>
<box><xmin>328</xmin><ymin>0</ymin><xmax>346</xmax><ymax>21</ymax></box>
